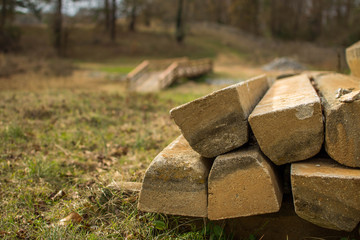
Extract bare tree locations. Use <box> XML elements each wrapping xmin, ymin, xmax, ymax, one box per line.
<box><xmin>0</xmin><ymin>0</ymin><xmax>7</xmax><ymax>32</ymax></box>
<box><xmin>308</xmin><ymin>0</ymin><xmax>324</xmax><ymax>40</ymax></box>
<box><xmin>229</xmin><ymin>0</ymin><xmax>259</xmax><ymax>35</ymax></box>
<box><xmin>53</xmin><ymin>0</ymin><xmax>63</xmax><ymax>55</ymax></box>
<box><xmin>128</xmin><ymin>0</ymin><xmax>137</xmax><ymax>31</ymax></box>
<box><xmin>175</xmin><ymin>0</ymin><xmax>184</xmax><ymax>43</ymax></box>
<box><xmin>142</xmin><ymin>0</ymin><xmax>152</xmax><ymax>26</ymax></box>
<box><xmin>104</xmin><ymin>0</ymin><xmax>110</xmax><ymax>31</ymax></box>
<box><xmin>121</xmin><ymin>0</ymin><xmax>144</xmax><ymax>32</ymax></box>
<box><xmin>110</xmin><ymin>0</ymin><xmax>116</xmax><ymax>41</ymax></box>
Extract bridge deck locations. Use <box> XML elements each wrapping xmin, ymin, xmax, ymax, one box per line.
<box><xmin>133</xmin><ymin>72</ymin><xmax>163</xmax><ymax>92</ymax></box>
<box><xmin>126</xmin><ymin>58</ymin><xmax>213</xmax><ymax>92</ymax></box>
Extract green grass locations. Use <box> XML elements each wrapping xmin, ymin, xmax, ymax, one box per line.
<box><xmin>0</xmin><ymin>85</ymin><xmax>233</xmax><ymax>239</ymax></box>
<box><xmin>1</xmin><ymin>83</ymin><xmax>356</xmax><ymax>239</ymax></box>
<box><xmin>99</xmin><ymin>66</ymin><xmax>135</xmax><ymax>74</ymax></box>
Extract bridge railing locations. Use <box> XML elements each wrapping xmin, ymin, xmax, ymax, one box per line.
<box><xmin>126</xmin><ymin>60</ymin><xmax>150</xmax><ymax>90</ymax></box>
<box><xmin>158</xmin><ymin>62</ymin><xmax>180</xmax><ymax>89</ymax></box>
<box><xmin>158</xmin><ymin>58</ymin><xmax>213</xmax><ymax>89</ymax></box>
<box><xmin>126</xmin><ymin>57</ymin><xmax>213</xmax><ymax>91</ymax></box>
<box><xmin>147</xmin><ymin>57</ymin><xmax>188</xmax><ymax>71</ymax></box>
<box><xmin>177</xmin><ymin>58</ymin><xmax>213</xmax><ymax>78</ymax></box>
<box><xmin>126</xmin><ymin>58</ymin><xmax>191</xmax><ymax>90</ymax></box>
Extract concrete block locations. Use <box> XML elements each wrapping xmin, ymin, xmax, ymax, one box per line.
<box><xmin>138</xmin><ymin>135</ymin><xmax>212</xmax><ymax>217</ymax></box>
<box><xmin>346</xmin><ymin>41</ymin><xmax>360</xmax><ymax>78</ymax></box>
<box><xmin>313</xmin><ymin>73</ymin><xmax>360</xmax><ymax>167</ymax></box>
<box><xmin>249</xmin><ymin>74</ymin><xmax>323</xmax><ymax>165</ymax></box>
<box><xmin>208</xmin><ymin>145</ymin><xmax>282</xmax><ymax>220</ymax></box>
<box><xmin>170</xmin><ymin>75</ymin><xmax>270</xmax><ymax>158</ymax></box>
<box><xmin>291</xmin><ymin>158</ymin><xmax>360</xmax><ymax>231</ymax></box>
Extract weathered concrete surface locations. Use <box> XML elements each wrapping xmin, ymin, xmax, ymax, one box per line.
<box><xmin>314</xmin><ymin>73</ymin><xmax>360</xmax><ymax>167</ymax></box>
<box><xmin>249</xmin><ymin>74</ymin><xmax>323</xmax><ymax>165</ymax></box>
<box><xmin>305</xmin><ymin>71</ymin><xmax>331</xmax><ymax>79</ymax></box>
<box><xmin>224</xmin><ymin>195</ymin><xmax>354</xmax><ymax>240</ymax></box>
<box><xmin>170</xmin><ymin>75</ymin><xmax>270</xmax><ymax>158</ymax></box>
<box><xmin>208</xmin><ymin>146</ymin><xmax>282</xmax><ymax>220</ymax></box>
<box><xmin>346</xmin><ymin>41</ymin><xmax>360</xmax><ymax>78</ymax></box>
<box><xmin>138</xmin><ymin>135</ymin><xmax>212</xmax><ymax>217</ymax></box>
<box><xmin>291</xmin><ymin>158</ymin><xmax>360</xmax><ymax>231</ymax></box>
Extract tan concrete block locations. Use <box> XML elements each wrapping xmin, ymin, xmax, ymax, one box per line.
<box><xmin>249</xmin><ymin>74</ymin><xmax>323</xmax><ymax>165</ymax></box>
<box><xmin>208</xmin><ymin>146</ymin><xmax>282</xmax><ymax>220</ymax></box>
<box><xmin>314</xmin><ymin>73</ymin><xmax>360</xmax><ymax>167</ymax></box>
<box><xmin>291</xmin><ymin>158</ymin><xmax>360</xmax><ymax>231</ymax></box>
<box><xmin>170</xmin><ymin>75</ymin><xmax>270</xmax><ymax>158</ymax></box>
<box><xmin>346</xmin><ymin>41</ymin><xmax>360</xmax><ymax>78</ymax></box>
<box><xmin>138</xmin><ymin>135</ymin><xmax>212</xmax><ymax>217</ymax></box>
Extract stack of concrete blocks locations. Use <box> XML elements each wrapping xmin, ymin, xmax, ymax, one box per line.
<box><xmin>138</xmin><ymin>52</ymin><xmax>360</xmax><ymax>233</ymax></box>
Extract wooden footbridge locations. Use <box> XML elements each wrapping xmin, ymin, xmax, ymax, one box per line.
<box><xmin>126</xmin><ymin>58</ymin><xmax>213</xmax><ymax>92</ymax></box>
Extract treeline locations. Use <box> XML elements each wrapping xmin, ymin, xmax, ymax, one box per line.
<box><xmin>117</xmin><ymin>0</ymin><xmax>360</xmax><ymax>46</ymax></box>
<box><xmin>1</xmin><ymin>0</ymin><xmax>360</xmax><ymax>55</ymax></box>
<box><xmin>159</xmin><ymin>0</ymin><xmax>360</xmax><ymax>45</ymax></box>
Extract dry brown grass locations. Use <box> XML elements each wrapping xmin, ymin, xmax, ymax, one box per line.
<box><xmin>191</xmin><ymin>22</ymin><xmax>347</xmax><ymax>71</ymax></box>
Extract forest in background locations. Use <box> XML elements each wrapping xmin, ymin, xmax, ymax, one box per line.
<box><xmin>1</xmin><ymin>0</ymin><xmax>360</xmax><ymax>56</ymax></box>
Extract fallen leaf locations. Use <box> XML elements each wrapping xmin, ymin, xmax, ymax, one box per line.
<box><xmin>97</xmin><ymin>154</ymin><xmax>105</xmax><ymax>162</ymax></box>
<box><xmin>58</xmin><ymin>212</ymin><xmax>83</xmax><ymax>226</ymax></box>
<box><xmin>123</xmin><ymin>196</ymin><xmax>137</xmax><ymax>203</ymax></box>
<box><xmin>88</xmin><ymin>195</ymin><xmax>96</xmax><ymax>203</ymax></box>
<box><xmin>125</xmin><ymin>233</ymin><xmax>135</xmax><ymax>240</ymax></box>
<box><xmin>16</xmin><ymin>229</ymin><xmax>27</xmax><ymax>239</ymax></box>
<box><xmin>14</xmin><ymin>215</ymin><xmax>23</xmax><ymax>222</ymax></box>
<box><xmin>0</xmin><ymin>231</ymin><xmax>10</xmax><ymax>236</ymax></box>
<box><xmin>32</xmin><ymin>144</ymin><xmax>41</xmax><ymax>151</ymax></box>
<box><xmin>77</xmin><ymin>179</ymin><xmax>95</xmax><ymax>189</ymax></box>
<box><xmin>51</xmin><ymin>190</ymin><xmax>66</xmax><ymax>201</ymax></box>
<box><xmin>110</xmin><ymin>146</ymin><xmax>128</xmax><ymax>157</ymax></box>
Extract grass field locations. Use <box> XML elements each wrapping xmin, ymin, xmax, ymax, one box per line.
<box><xmin>0</xmin><ymin>84</ymin><xmax>231</xmax><ymax>239</ymax></box>
<box><xmin>0</xmin><ymin>23</ymin><xmax>351</xmax><ymax>239</ymax></box>
<box><xmin>0</xmin><ymin>46</ymin><xmax>229</xmax><ymax>238</ymax></box>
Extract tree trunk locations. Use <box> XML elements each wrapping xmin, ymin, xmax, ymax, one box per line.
<box><xmin>128</xmin><ymin>2</ymin><xmax>137</xmax><ymax>32</ymax></box>
<box><xmin>335</xmin><ymin>0</ymin><xmax>343</xmax><ymax>26</ymax></box>
<box><xmin>0</xmin><ymin>0</ymin><xmax>7</xmax><ymax>31</ymax></box>
<box><xmin>215</xmin><ymin>0</ymin><xmax>222</xmax><ymax>24</ymax></box>
<box><xmin>7</xmin><ymin>0</ymin><xmax>14</xmax><ymax>23</ymax></box>
<box><xmin>175</xmin><ymin>0</ymin><xmax>184</xmax><ymax>43</ymax></box>
<box><xmin>313</xmin><ymin>0</ymin><xmax>324</xmax><ymax>38</ymax></box>
<box><xmin>344</xmin><ymin>0</ymin><xmax>352</xmax><ymax>27</ymax></box>
<box><xmin>252</xmin><ymin>0</ymin><xmax>259</xmax><ymax>35</ymax></box>
<box><xmin>257</xmin><ymin>0</ymin><xmax>268</xmax><ymax>36</ymax></box>
<box><xmin>105</xmin><ymin>0</ymin><xmax>110</xmax><ymax>31</ymax></box>
<box><xmin>143</xmin><ymin>2</ymin><xmax>151</xmax><ymax>27</ymax></box>
<box><xmin>110</xmin><ymin>0</ymin><xmax>116</xmax><ymax>41</ymax></box>
<box><xmin>269</xmin><ymin>0</ymin><xmax>279</xmax><ymax>36</ymax></box>
<box><xmin>54</xmin><ymin>0</ymin><xmax>63</xmax><ymax>56</ymax></box>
